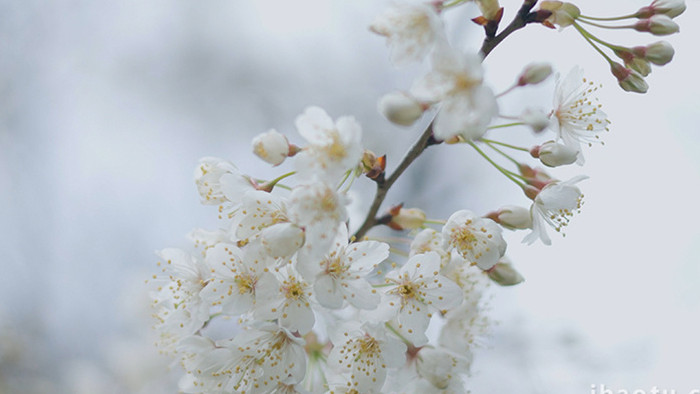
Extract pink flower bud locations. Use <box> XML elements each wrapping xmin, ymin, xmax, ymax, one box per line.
<box><xmin>610</xmin><ymin>62</ymin><xmax>648</xmax><ymax>93</ymax></box>
<box><xmin>518</xmin><ymin>62</ymin><xmax>553</xmax><ymax>86</ymax></box>
<box><xmin>633</xmin><ymin>41</ymin><xmax>675</xmax><ymax>65</ymax></box>
<box><xmin>534</xmin><ymin>141</ymin><xmax>579</xmax><ymax>167</ymax></box>
<box><xmin>634</xmin><ymin>15</ymin><xmax>679</xmax><ymax>36</ymax></box>
<box><xmin>487</xmin><ymin>205</ymin><xmax>532</xmax><ymax>230</ymax></box>
<box><xmin>636</xmin><ymin>0</ymin><xmax>686</xmax><ymax>19</ymax></box>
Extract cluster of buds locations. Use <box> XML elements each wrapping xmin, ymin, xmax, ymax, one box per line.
<box><xmin>534</xmin><ymin>0</ymin><xmax>684</xmax><ymax>92</ymax></box>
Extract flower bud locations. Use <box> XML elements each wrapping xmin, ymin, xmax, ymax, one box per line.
<box><xmin>487</xmin><ymin>205</ymin><xmax>532</xmax><ymax>230</ymax></box>
<box><xmin>518</xmin><ymin>63</ymin><xmax>553</xmax><ymax>86</ymax></box>
<box><xmin>634</xmin><ymin>15</ymin><xmax>679</xmax><ymax>36</ymax></box>
<box><xmin>476</xmin><ymin>0</ymin><xmax>502</xmax><ymax>21</ymax></box>
<box><xmin>610</xmin><ymin>62</ymin><xmax>648</xmax><ymax>93</ymax></box>
<box><xmin>520</xmin><ymin>108</ymin><xmax>550</xmax><ymax>133</ymax></box>
<box><xmin>487</xmin><ymin>261</ymin><xmax>525</xmax><ymax>286</ymax></box>
<box><xmin>539</xmin><ymin>1</ymin><xmax>581</xmax><ymax>28</ymax></box>
<box><xmin>636</xmin><ymin>0</ymin><xmax>686</xmax><ymax>19</ymax></box>
<box><xmin>532</xmin><ymin>141</ymin><xmax>579</xmax><ymax>167</ymax></box>
<box><xmin>252</xmin><ymin>129</ymin><xmax>290</xmax><ymax>166</ymax></box>
<box><xmin>361</xmin><ymin>150</ymin><xmax>386</xmax><ymax>180</ymax></box>
<box><xmin>627</xmin><ymin>58</ymin><xmax>652</xmax><ymax>77</ymax></box>
<box><xmin>387</xmin><ymin>204</ymin><xmax>426</xmax><ymax>230</ymax></box>
<box><xmin>378</xmin><ymin>91</ymin><xmax>425</xmax><ymax>126</ymax></box>
<box><xmin>633</xmin><ymin>41</ymin><xmax>674</xmax><ymax>65</ymax></box>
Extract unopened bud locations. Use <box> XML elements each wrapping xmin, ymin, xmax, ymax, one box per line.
<box><xmin>476</xmin><ymin>0</ymin><xmax>502</xmax><ymax>21</ymax></box>
<box><xmin>532</xmin><ymin>141</ymin><xmax>579</xmax><ymax>167</ymax></box>
<box><xmin>636</xmin><ymin>0</ymin><xmax>686</xmax><ymax>18</ymax></box>
<box><xmin>633</xmin><ymin>41</ymin><xmax>674</xmax><ymax>65</ymax></box>
<box><xmin>634</xmin><ymin>15</ymin><xmax>679</xmax><ymax>35</ymax></box>
<box><xmin>361</xmin><ymin>150</ymin><xmax>386</xmax><ymax>180</ymax></box>
<box><xmin>628</xmin><ymin>57</ymin><xmax>652</xmax><ymax>77</ymax></box>
<box><xmin>487</xmin><ymin>261</ymin><xmax>525</xmax><ymax>286</ymax></box>
<box><xmin>387</xmin><ymin>204</ymin><xmax>426</xmax><ymax>231</ymax></box>
<box><xmin>378</xmin><ymin>92</ymin><xmax>425</xmax><ymax>126</ymax></box>
<box><xmin>487</xmin><ymin>205</ymin><xmax>532</xmax><ymax>230</ymax></box>
<box><xmin>518</xmin><ymin>63</ymin><xmax>553</xmax><ymax>86</ymax></box>
<box><xmin>539</xmin><ymin>1</ymin><xmax>580</xmax><ymax>28</ymax></box>
<box><xmin>520</xmin><ymin>108</ymin><xmax>550</xmax><ymax>133</ymax></box>
<box><xmin>252</xmin><ymin>129</ymin><xmax>290</xmax><ymax>166</ymax></box>
<box><xmin>611</xmin><ymin>62</ymin><xmax>648</xmax><ymax>93</ymax></box>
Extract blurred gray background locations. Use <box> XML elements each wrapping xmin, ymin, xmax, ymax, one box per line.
<box><xmin>1</xmin><ymin>0</ymin><xmax>699</xmax><ymax>393</ymax></box>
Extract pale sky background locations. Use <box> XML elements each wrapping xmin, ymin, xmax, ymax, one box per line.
<box><xmin>1</xmin><ymin>0</ymin><xmax>698</xmax><ymax>393</ymax></box>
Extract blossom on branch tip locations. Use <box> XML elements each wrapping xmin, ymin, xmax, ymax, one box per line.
<box><xmin>295</xmin><ymin>106</ymin><xmax>363</xmax><ymax>184</ymax></box>
<box><xmin>411</xmin><ymin>45</ymin><xmax>497</xmax><ymax>142</ymax></box>
<box><xmin>370</xmin><ymin>2</ymin><xmax>445</xmax><ymax>66</ymax></box>
<box><xmin>523</xmin><ymin>175</ymin><xmax>587</xmax><ymax>245</ymax></box>
<box><xmin>551</xmin><ymin>66</ymin><xmax>609</xmax><ymax>163</ymax></box>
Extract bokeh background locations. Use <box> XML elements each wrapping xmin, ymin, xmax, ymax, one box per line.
<box><xmin>1</xmin><ymin>0</ymin><xmax>698</xmax><ymax>393</ymax></box>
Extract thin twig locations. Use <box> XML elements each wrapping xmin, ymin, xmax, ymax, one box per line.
<box><xmin>480</xmin><ymin>0</ymin><xmax>540</xmax><ymax>58</ymax></box>
<box><xmin>353</xmin><ymin>0</ymin><xmax>541</xmax><ymax>240</ymax></box>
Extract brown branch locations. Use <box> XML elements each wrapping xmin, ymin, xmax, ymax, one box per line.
<box><xmin>480</xmin><ymin>0</ymin><xmax>540</xmax><ymax>58</ymax></box>
<box><xmin>353</xmin><ymin>124</ymin><xmax>436</xmax><ymax>240</ymax></box>
<box><xmin>353</xmin><ymin>0</ymin><xmax>542</xmax><ymax>240</ymax></box>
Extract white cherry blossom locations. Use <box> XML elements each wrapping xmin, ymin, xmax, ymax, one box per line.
<box><xmin>550</xmin><ymin>67</ymin><xmax>609</xmax><ymax>164</ymax></box>
<box><xmin>524</xmin><ymin>175</ymin><xmax>587</xmax><ymax>245</ymax></box>
<box><xmin>294</xmin><ymin>106</ymin><xmax>363</xmax><ymax>183</ymax></box>
<box><xmin>378</xmin><ymin>251</ymin><xmax>462</xmax><ymax>346</ymax></box>
<box><xmin>198</xmin><ymin>242</ymin><xmax>273</xmax><ymax>316</ymax></box>
<box><xmin>411</xmin><ymin>45</ymin><xmax>497</xmax><ymax>141</ymax></box>
<box><xmin>289</xmin><ymin>181</ymin><xmax>350</xmax><ymax>259</ymax></box>
<box><xmin>194</xmin><ymin>157</ymin><xmax>255</xmax><ymax>208</ymax></box>
<box><xmin>150</xmin><ymin>248</ymin><xmax>211</xmax><ymax>352</ymax></box>
<box><xmin>327</xmin><ymin>322</ymin><xmax>407</xmax><ymax>393</ymax></box>
<box><xmin>254</xmin><ymin>265</ymin><xmax>315</xmax><ymax>335</ymax></box>
<box><xmin>218</xmin><ymin>323</ymin><xmax>307</xmax><ymax>394</ymax></box>
<box><xmin>442</xmin><ymin>209</ymin><xmax>507</xmax><ymax>270</ymax></box>
<box><xmin>296</xmin><ymin>225</ymin><xmax>388</xmax><ymax>310</ymax></box>
<box><xmin>370</xmin><ymin>2</ymin><xmax>444</xmax><ymax>66</ymax></box>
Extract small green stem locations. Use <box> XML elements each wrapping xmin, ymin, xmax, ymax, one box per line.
<box><xmin>342</xmin><ymin>171</ymin><xmax>358</xmax><ymax>193</ymax></box>
<box><xmin>487</xmin><ymin>122</ymin><xmax>525</xmax><ymax>130</ymax></box>
<box><xmin>573</xmin><ymin>22</ymin><xmax>615</xmax><ymax>65</ymax></box>
<box><xmin>579</xmin><ymin>13</ymin><xmax>638</xmax><ymax>22</ymax></box>
<box><xmin>496</xmin><ymin>83</ymin><xmax>518</xmax><ymax>98</ymax></box>
<box><xmin>336</xmin><ymin>169</ymin><xmax>352</xmax><ymax>190</ymax></box>
<box><xmin>467</xmin><ymin>141</ymin><xmax>526</xmax><ymax>187</ymax></box>
<box><xmin>484</xmin><ymin>142</ymin><xmax>523</xmax><ymax>167</ymax></box>
<box><xmin>577</xmin><ymin>18</ymin><xmax>631</xmax><ymax>30</ymax></box>
<box><xmin>423</xmin><ymin>219</ymin><xmax>446</xmax><ymax>225</ymax></box>
<box><xmin>480</xmin><ymin>138</ymin><xmax>530</xmax><ymax>152</ymax></box>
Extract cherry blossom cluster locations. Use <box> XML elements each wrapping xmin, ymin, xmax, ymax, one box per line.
<box><xmin>150</xmin><ymin>1</ymin><xmax>683</xmax><ymax>392</ymax></box>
